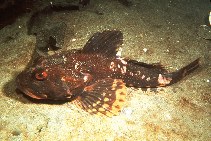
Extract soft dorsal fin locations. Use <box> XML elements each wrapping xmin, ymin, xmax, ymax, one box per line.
<box><xmin>82</xmin><ymin>30</ymin><xmax>123</xmax><ymax>57</ymax></box>
<box><xmin>127</xmin><ymin>59</ymin><xmax>168</xmax><ymax>73</ymax></box>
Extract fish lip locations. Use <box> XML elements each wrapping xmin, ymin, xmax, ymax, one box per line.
<box><xmin>17</xmin><ymin>86</ymin><xmax>46</xmax><ymax>99</ymax></box>
<box><xmin>16</xmin><ymin>78</ymin><xmax>47</xmax><ymax>99</ymax></box>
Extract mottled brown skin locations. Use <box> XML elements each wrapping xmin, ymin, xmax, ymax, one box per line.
<box><xmin>16</xmin><ymin>50</ymin><xmax>199</xmax><ymax>99</ymax></box>
<box><xmin>16</xmin><ymin>30</ymin><xmax>199</xmax><ymax>116</ymax></box>
<box><xmin>16</xmin><ymin>53</ymin><xmax>117</xmax><ymax>99</ymax></box>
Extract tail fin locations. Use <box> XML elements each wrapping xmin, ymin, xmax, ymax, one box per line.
<box><xmin>166</xmin><ymin>58</ymin><xmax>200</xmax><ymax>85</ymax></box>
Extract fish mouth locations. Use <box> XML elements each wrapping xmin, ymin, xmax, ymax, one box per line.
<box><xmin>17</xmin><ymin>85</ymin><xmax>47</xmax><ymax>99</ymax></box>
<box><xmin>16</xmin><ymin>75</ymin><xmax>47</xmax><ymax>99</ymax></box>
<box><xmin>21</xmin><ymin>88</ymin><xmax>47</xmax><ymax>99</ymax></box>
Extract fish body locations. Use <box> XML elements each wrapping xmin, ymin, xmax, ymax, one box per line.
<box><xmin>16</xmin><ymin>30</ymin><xmax>199</xmax><ymax>116</ymax></box>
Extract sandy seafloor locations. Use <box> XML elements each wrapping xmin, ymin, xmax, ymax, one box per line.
<box><xmin>0</xmin><ymin>0</ymin><xmax>211</xmax><ymax>140</ymax></box>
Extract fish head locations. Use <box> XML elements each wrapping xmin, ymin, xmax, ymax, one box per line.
<box><xmin>16</xmin><ymin>57</ymin><xmax>87</xmax><ymax>101</ymax></box>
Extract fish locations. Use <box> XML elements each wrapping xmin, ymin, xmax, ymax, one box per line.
<box><xmin>16</xmin><ymin>30</ymin><xmax>200</xmax><ymax>116</ymax></box>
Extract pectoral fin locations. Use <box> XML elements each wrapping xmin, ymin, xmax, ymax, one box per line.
<box><xmin>73</xmin><ymin>78</ymin><xmax>127</xmax><ymax>117</ymax></box>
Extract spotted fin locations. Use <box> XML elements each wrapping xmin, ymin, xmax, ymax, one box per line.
<box><xmin>82</xmin><ymin>30</ymin><xmax>123</xmax><ymax>57</ymax></box>
<box><xmin>73</xmin><ymin>78</ymin><xmax>126</xmax><ymax>117</ymax></box>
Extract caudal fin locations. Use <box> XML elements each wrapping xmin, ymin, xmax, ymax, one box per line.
<box><xmin>167</xmin><ymin>58</ymin><xmax>200</xmax><ymax>85</ymax></box>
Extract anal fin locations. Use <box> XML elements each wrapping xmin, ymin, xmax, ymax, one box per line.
<box><xmin>73</xmin><ymin>78</ymin><xmax>127</xmax><ymax>117</ymax></box>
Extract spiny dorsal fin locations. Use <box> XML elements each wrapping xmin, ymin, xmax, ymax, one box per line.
<box><xmin>73</xmin><ymin>78</ymin><xmax>126</xmax><ymax>117</ymax></box>
<box><xmin>82</xmin><ymin>30</ymin><xmax>123</xmax><ymax>57</ymax></box>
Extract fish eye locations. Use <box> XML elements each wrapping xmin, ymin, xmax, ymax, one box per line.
<box><xmin>34</xmin><ymin>69</ymin><xmax>48</xmax><ymax>81</ymax></box>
